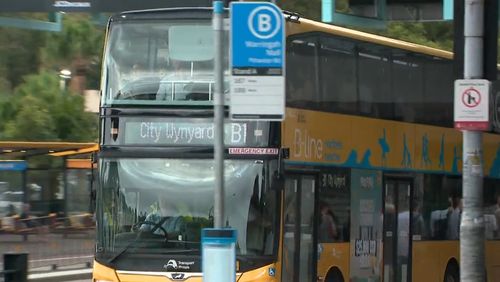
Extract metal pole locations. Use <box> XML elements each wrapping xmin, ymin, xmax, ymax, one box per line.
<box><xmin>461</xmin><ymin>0</ymin><xmax>485</xmax><ymax>281</ymax></box>
<box><xmin>63</xmin><ymin>156</ymin><xmax>68</xmax><ymax>217</ymax></box>
<box><xmin>21</xmin><ymin>158</ymin><xmax>28</xmax><ymax>204</ymax></box>
<box><xmin>213</xmin><ymin>0</ymin><xmax>225</xmax><ymax>228</ymax></box>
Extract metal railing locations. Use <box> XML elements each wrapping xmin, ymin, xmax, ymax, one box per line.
<box><xmin>0</xmin><ymin>214</ymin><xmax>94</xmax><ymax>272</ymax></box>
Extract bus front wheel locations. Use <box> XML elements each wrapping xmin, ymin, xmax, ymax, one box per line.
<box><xmin>325</xmin><ymin>268</ymin><xmax>344</xmax><ymax>282</ymax></box>
<box><xmin>444</xmin><ymin>261</ymin><xmax>459</xmax><ymax>282</ymax></box>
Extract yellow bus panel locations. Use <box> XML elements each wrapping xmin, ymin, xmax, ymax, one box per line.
<box><xmin>412</xmin><ymin>241</ymin><xmax>459</xmax><ymax>282</ymax></box>
<box><xmin>283</xmin><ymin>107</ymin><xmax>500</xmax><ymax>177</ymax></box>
<box><xmin>486</xmin><ymin>241</ymin><xmax>500</xmax><ymax>282</ymax></box>
<box><xmin>93</xmin><ymin>260</ymin><xmax>279</xmax><ymax>282</ymax></box>
<box><xmin>317</xmin><ymin>242</ymin><xmax>350</xmax><ymax>281</ymax></box>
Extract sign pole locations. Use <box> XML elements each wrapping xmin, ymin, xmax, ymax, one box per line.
<box><xmin>213</xmin><ymin>0</ymin><xmax>225</xmax><ymax>229</ymax></box>
<box><xmin>460</xmin><ymin>0</ymin><xmax>485</xmax><ymax>280</ymax></box>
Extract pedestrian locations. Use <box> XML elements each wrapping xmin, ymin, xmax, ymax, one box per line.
<box><xmin>319</xmin><ymin>202</ymin><xmax>338</xmax><ymax>242</ymax></box>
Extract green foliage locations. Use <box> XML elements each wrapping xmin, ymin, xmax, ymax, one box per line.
<box><xmin>0</xmin><ymin>14</ymin><xmax>103</xmax><ymax>142</ymax></box>
<box><xmin>277</xmin><ymin>0</ymin><xmax>321</xmax><ymax>20</ymax></box>
<box><xmin>1</xmin><ymin>71</ymin><xmax>97</xmax><ymax>142</ymax></box>
<box><xmin>40</xmin><ymin>14</ymin><xmax>104</xmax><ymax>89</ymax></box>
<box><xmin>41</xmin><ymin>14</ymin><xmax>103</xmax><ymax>65</ymax></box>
<box><xmin>382</xmin><ymin>21</ymin><xmax>454</xmax><ymax>51</ymax></box>
<box><xmin>3</xmin><ymin>95</ymin><xmax>57</xmax><ymax>141</ymax></box>
<box><xmin>52</xmin><ymin>88</ymin><xmax>98</xmax><ymax>141</ymax></box>
<box><xmin>0</xmin><ymin>92</ymin><xmax>16</xmax><ymax>134</ymax></box>
<box><xmin>335</xmin><ymin>0</ymin><xmax>351</xmax><ymax>13</ymax></box>
<box><xmin>276</xmin><ymin>0</ymin><xmax>455</xmax><ymax>53</ymax></box>
<box><xmin>0</xmin><ymin>28</ymin><xmax>46</xmax><ymax>89</ymax></box>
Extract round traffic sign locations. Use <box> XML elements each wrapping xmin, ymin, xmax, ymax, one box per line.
<box><xmin>461</xmin><ymin>87</ymin><xmax>481</xmax><ymax>108</ymax></box>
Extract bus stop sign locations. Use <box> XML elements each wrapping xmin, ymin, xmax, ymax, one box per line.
<box><xmin>230</xmin><ymin>2</ymin><xmax>285</xmax><ymax>121</ymax></box>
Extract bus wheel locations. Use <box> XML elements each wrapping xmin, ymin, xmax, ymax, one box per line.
<box><xmin>325</xmin><ymin>268</ymin><xmax>344</xmax><ymax>282</ymax></box>
<box><xmin>444</xmin><ymin>261</ymin><xmax>459</xmax><ymax>282</ymax></box>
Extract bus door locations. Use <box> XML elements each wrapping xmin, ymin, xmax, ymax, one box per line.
<box><xmin>282</xmin><ymin>174</ymin><xmax>316</xmax><ymax>282</ymax></box>
<box><xmin>383</xmin><ymin>178</ymin><xmax>412</xmax><ymax>282</ymax></box>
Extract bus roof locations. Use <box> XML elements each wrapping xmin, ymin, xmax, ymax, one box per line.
<box><xmin>286</xmin><ymin>16</ymin><xmax>453</xmax><ymax>60</ymax></box>
<box><xmin>106</xmin><ymin>7</ymin><xmax>453</xmax><ymax>60</ymax></box>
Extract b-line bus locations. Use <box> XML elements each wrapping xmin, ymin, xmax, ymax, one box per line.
<box><xmin>93</xmin><ymin>6</ymin><xmax>500</xmax><ymax>282</ymax></box>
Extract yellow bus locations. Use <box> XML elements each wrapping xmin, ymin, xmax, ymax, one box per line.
<box><xmin>93</xmin><ymin>6</ymin><xmax>500</xmax><ymax>282</ymax></box>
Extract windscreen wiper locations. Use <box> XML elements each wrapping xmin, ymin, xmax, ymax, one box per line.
<box><xmin>107</xmin><ymin>238</ymin><xmax>138</xmax><ymax>264</ymax></box>
<box><xmin>108</xmin><ymin>218</ymin><xmax>170</xmax><ymax>263</ymax></box>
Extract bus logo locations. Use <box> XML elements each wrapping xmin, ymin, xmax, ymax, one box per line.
<box><xmin>165</xmin><ymin>259</ymin><xmax>178</xmax><ymax>270</ymax></box>
<box><xmin>171</xmin><ymin>273</ymin><xmax>185</xmax><ymax>280</ymax></box>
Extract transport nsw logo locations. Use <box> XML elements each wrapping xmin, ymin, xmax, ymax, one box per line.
<box><xmin>163</xmin><ymin>259</ymin><xmax>195</xmax><ymax>270</ymax></box>
<box><xmin>165</xmin><ymin>259</ymin><xmax>178</xmax><ymax>269</ymax></box>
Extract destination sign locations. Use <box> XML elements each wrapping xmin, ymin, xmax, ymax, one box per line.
<box><xmin>122</xmin><ymin>118</ymin><xmax>269</xmax><ymax>147</ymax></box>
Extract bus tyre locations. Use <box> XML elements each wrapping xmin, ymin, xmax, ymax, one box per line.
<box><xmin>325</xmin><ymin>268</ymin><xmax>344</xmax><ymax>282</ymax></box>
<box><xmin>444</xmin><ymin>261</ymin><xmax>459</xmax><ymax>282</ymax></box>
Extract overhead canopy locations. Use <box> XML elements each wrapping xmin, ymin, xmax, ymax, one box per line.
<box><xmin>0</xmin><ymin>0</ymin><xmax>212</xmax><ymax>12</ymax></box>
<box><xmin>0</xmin><ymin>141</ymin><xmax>98</xmax><ymax>158</ymax></box>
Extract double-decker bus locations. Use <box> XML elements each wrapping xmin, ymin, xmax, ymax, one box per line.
<box><xmin>93</xmin><ymin>6</ymin><xmax>500</xmax><ymax>282</ymax></box>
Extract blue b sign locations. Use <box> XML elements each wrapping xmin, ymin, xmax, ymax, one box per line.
<box><xmin>230</xmin><ymin>2</ymin><xmax>285</xmax><ymax>121</ymax></box>
<box><xmin>231</xmin><ymin>2</ymin><xmax>284</xmax><ymax>68</ymax></box>
<box><xmin>231</xmin><ymin>2</ymin><xmax>284</xmax><ymax>69</ymax></box>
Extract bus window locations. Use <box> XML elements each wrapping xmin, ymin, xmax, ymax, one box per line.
<box><xmin>391</xmin><ymin>50</ymin><xmax>424</xmax><ymax>123</ymax></box>
<box><xmin>286</xmin><ymin>37</ymin><xmax>318</xmax><ymax>109</ymax></box>
<box><xmin>422</xmin><ymin>175</ymin><xmax>461</xmax><ymax>240</ymax></box>
<box><xmin>103</xmin><ymin>20</ymin><xmax>227</xmax><ymax>106</ymax></box>
<box><xmin>318</xmin><ymin>169</ymin><xmax>350</xmax><ymax>243</ymax></box>
<box><xmin>357</xmin><ymin>44</ymin><xmax>392</xmax><ymax>119</ymax></box>
<box><xmin>413</xmin><ymin>175</ymin><xmax>426</xmax><ymax>240</ymax></box>
<box><xmin>319</xmin><ymin>36</ymin><xmax>357</xmax><ymax>115</ymax></box>
<box><xmin>246</xmin><ymin>167</ymin><xmax>279</xmax><ymax>255</ymax></box>
<box><xmin>422</xmin><ymin>57</ymin><xmax>453</xmax><ymax>126</ymax></box>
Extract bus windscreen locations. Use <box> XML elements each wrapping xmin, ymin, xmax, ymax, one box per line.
<box><xmin>102</xmin><ymin>19</ymin><xmax>228</xmax><ymax>106</ymax></box>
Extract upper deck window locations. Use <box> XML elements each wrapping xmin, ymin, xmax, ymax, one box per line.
<box><xmin>102</xmin><ymin>19</ymin><xmax>228</xmax><ymax>106</ymax></box>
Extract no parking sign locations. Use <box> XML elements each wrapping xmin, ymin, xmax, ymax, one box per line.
<box><xmin>454</xmin><ymin>79</ymin><xmax>490</xmax><ymax>130</ymax></box>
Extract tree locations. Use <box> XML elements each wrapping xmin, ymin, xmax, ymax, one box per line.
<box><xmin>51</xmin><ymin>86</ymin><xmax>98</xmax><ymax>141</ymax></box>
<box><xmin>0</xmin><ymin>14</ymin><xmax>103</xmax><ymax>143</ymax></box>
<box><xmin>0</xmin><ymin>92</ymin><xmax>16</xmax><ymax>134</ymax></box>
<box><xmin>0</xmin><ymin>27</ymin><xmax>46</xmax><ymax>90</ymax></box>
<box><xmin>1</xmin><ymin>71</ymin><xmax>97</xmax><ymax>142</ymax></box>
<box><xmin>3</xmin><ymin>95</ymin><xmax>57</xmax><ymax>141</ymax></box>
<box><xmin>275</xmin><ymin>0</ymin><xmax>456</xmax><ymax>53</ymax></box>
<box><xmin>382</xmin><ymin>21</ymin><xmax>454</xmax><ymax>51</ymax></box>
<box><xmin>40</xmin><ymin>14</ymin><xmax>104</xmax><ymax>89</ymax></box>
<box><xmin>277</xmin><ymin>0</ymin><xmax>321</xmax><ymax>20</ymax></box>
